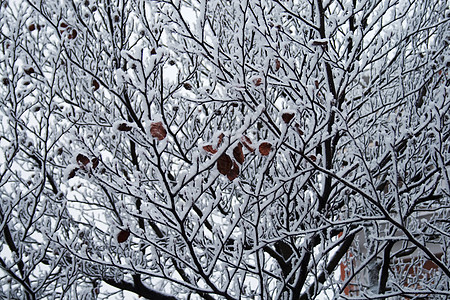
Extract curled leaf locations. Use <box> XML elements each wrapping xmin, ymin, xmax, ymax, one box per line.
<box><xmin>150</xmin><ymin>122</ymin><xmax>167</xmax><ymax>140</ymax></box>
<box><xmin>28</xmin><ymin>24</ymin><xmax>36</xmax><ymax>31</ymax></box>
<box><xmin>259</xmin><ymin>142</ymin><xmax>272</xmax><ymax>156</ymax></box>
<box><xmin>183</xmin><ymin>83</ymin><xmax>193</xmax><ymax>90</ymax></box>
<box><xmin>92</xmin><ymin>79</ymin><xmax>100</xmax><ymax>91</ymax></box>
<box><xmin>253</xmin><ymin>77</ymin><xmax>262</xmax><ymax>86</ymax></box>
<box><xmin>203</xmin><ymin>145</ymin><xmax>218</xmax><ymax>154</ymax></box>
<box><xmin>227</xmin><ymin>162</ymin><xmax>240</xmax><ymax>181</ymax></box>
<box><xmin>217</xmin><ymin>154</ymin><xmax>232</xmax><ymax>175</ymax></box>
<box><xmin>217</xmin><ymin>133</ymin><xmax>224</xmax><ymax>147</ymax></box>
<box><xmin>117</xmin><ymin>123</ymin><xmax>132</xmax><ymax>131</ymax></box>
<box><xmin>117</xmin><ymin>230</ymin><xmax>130</xmax><ymax>243</ymax></box>
<box><xmin>233</xmin><ymin>143</ymin><xmax>245</xmax><ymax>164</ymax></box>
<box><xmin>241</xmin><ymin>135</ymin><xmax>255</xmax><ymax>152</ymax></box>
<box><xmin>76</xmin><ymin>154</ymin><xmax>90</xmax><ymax>166</ymax></box>
<box><xmin>282</xmin><ymin>113</ymin><xmax>295</xmax><ymax>124</ymax></box>
<box><xmin>309</xmin><ymin>155</ymin><xmax>317</xmax><ymax>162</ymax></box>
<box><xmin>150</xmin><ymin>48</ymin><xmax>157</xmax><ymax>55</ymax></box>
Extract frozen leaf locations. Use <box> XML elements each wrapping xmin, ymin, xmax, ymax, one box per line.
<box><xmin>233</xmin><ymin>143</ymin><xmax>245</xmax><ymax>164</ymax></box>
<box><xmin>275</xmin><ymin>59</ymin><xmax>281</xmax><ymax>71</ymax></box>
<box><xmin>253</xmin><ymin>77</ymin><xmax>262</xmax><ymax>86</ymax></box>
<box><xmin>92</xmin><ymin>79</ymin><xmax>100</xmax><ymax>91</ymax></box>
<box><xmin>227</xmin><ymin>162</ymin><xmax>239</xmax><ymax>181</ymax></box>
<box><xmin>241</xmin><ymin>135</ymin><xmax>255</xmax><ymax>152</ymax></box>
<box><xmin>294</xmin><ymin>123</ymin><xmax>304</xmax><ymax>135</ymax></box>
<box><xmin>282</xmin><ymin>113</ymin><xmax>295</xmax><ymax>124</ymax></box>
<box><xmin>117</xmin><ymin>230</ymin><xmax>130</xmax><ymax>243</ymax></box>
<box><xmin>24</xmin><ymin>67</ymin><xmax>35</xmax><ymax>75</ymax></box>
<box><xmin>76</xmin><ymin>154</ymin><xmax>90</xmax><ymax>166</ymax></box>
<box><xmin>117</xmin><ymin>123</ymin><xmax>132</xmax><ymax>131</ymax></box>
<box><xmin>150</xmin><ymin>122</ymin><xmax>167</xmax><ymax>140</ymax></box>
<box><xmin>259</xmin><ymin>142</ymin><xmax>272</xmax><ymax>156</ymax></box>
<box><xmin>217</xmin><ymin>133</ymin><xmax>224</xmax><ymax>147</ymax></box>
<box><xmin>91</xmin><ymin>157</ymin><xmax>99</xmax><ymax>169</ymax></box>
<box><xmin>67</xmin><ymin>167</ymin><xmax>78</xmax><ymax>179</ymax></box>
<box><xmin>217</xmin><ymin>154</ymin><xmax>232</xmax><ymax>175</ymax></box>
<box><xmin>203</xmin><ymin>145</ymin><xmax>218</xmax><ymax>154</ymax></box>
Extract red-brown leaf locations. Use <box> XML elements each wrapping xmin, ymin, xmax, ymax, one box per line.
<box><xmin>227</xmin><ymin>162</ymin><xmax>239</xmax><ymax>181</ymax></box>
<box><xmin>241</xmin><ymin>136</ymin><xmax>255</xmax><ymax>152</ymax></box>
<box><xmin>91</xmin><ymin>157</ymin><xmax>99</xmax><ymax>169</ymax></box>
<box><xmin>68</xmin><ymin>167</ymin><xmax>78</xmax><ymax>179</ymax></box>
<box><xmin>253</xmin><ymin>77</ymin><xmax>262</xmax><ymax>86</ymax></box>
<box><xmin>217</xmin><ymin>154</ymin><xmax>232</xmax><ymax>175</ymax></box>
<box><xmin>76</xmin><ymin>154</ymin><xmax>90</xmax><ymax>166</ymax></box>
<box><xmin>217</xmin><ymin>133</ymin><xmax>224</xmax><ymax>147</ymax></box>
<box><xmin>282</xmin><ymin>113</ymin><xmax>295</xmax><ymax>124</ymax></box>
<box><xmin>92</xmin><ymin>79</ymin><xmax>100</xmax><ymax>91</ymax></box>
<box><xmin>117</xmin><ymin>230</ymin><xmax>130</xmax><ymax>243</ymax></box>
<box><xmin>183</xmin><ymin>83</ymin><xmax>192</xmax><ymax>90</ymax></box>
<box><xmin>28</xmin><ymin>24</ymin><xmax>36</xmax><ymax>31</ymax></box>
<box><xmin>150</xmin><ymin>122</ymin><xmax>167</xmax><ymax>140</ymax></box>
<box><xmin>259</xmin><ymin>142</ymin><xmax>272</xmax><ymax>156</ymax></box>
<box><xmin>275</xmin><ymin>59</ymin><xmax>281</xmax><ymax>71</ymax></box>
<box><xmin>294</xmin><ymin>123</ymin><xmax>304</xmax><ymax>135</ymax></box>
<box><xmin>233</xmin><ymin>143</ymin><xmax>245</xmax><ymax>164</ymax></box>
<box><xmin>309</xmin><ymin>155</ymin><xmax>317</xmax><ymax>162</ymax></box>
<box><xmin>24</xmin><ymin>67</ymin><xmax>35</xmax><ymax>75</ymax></box>
<box><xmin>203</xmin><ymin>145</ymin><xmax>218</xmax><ymax>154</ymax></box>
<box><xmin>117</xmin><ymin>123</ymin><xmax>132</xmax><ymax>131</ymax></box>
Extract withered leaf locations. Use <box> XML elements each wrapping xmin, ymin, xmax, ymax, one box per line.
<box><xmin>150</xmin><ymin>122</ymin><xmax>167</xmax><ymax>140</ymax></box>
<box><xmin>227</xmin><ymin>162</ymin><xmax>239</xmax><ymax>181</ymax></box>
<box><xmin>203</xmin><ymin>145</ymin><xmax>218</xmax><ymax>154</ymax></box>
<box><xmin>76</xmin><ymin>154</ymin><xmax>90</xmax><ymax>166</ymax></box>
<box><xmin>217</xmin><ymin>154</ymin><xmax>232</xmax><ymax>175</ymax></box>
<box><xmin>217</xmin><ymin>133</ymin><xmax>224</xmax><ymax>147</ymax></box>
<box><xmin>241</xmin><ymin>135</ymin><xmax>255</xmax><ymax>152</ymax></box>
<box><xmin>309</xmin><ymin>155</ymin><xmax>317</xmax><ymax>162</ymax></box>
<box><xmin>150</xmin><ymin>48</ymin><xmax>157</xmax><ymax>55</ymax></box>
<box><xmin>183</xmin><ymin>83</ymin><xmax>193</xmax><ymax>90</ymax></box>
<box><xmin>92</xmin><ymin>79</ymin><xmax>100</xmax><ymax>91</ymax></box>
<box><xmin>294</xmin><ymin>123</ymin><xmax>304</xmax><ymax>135</ymax></box>
<box><xmin>253</xmin><ymin>77</ymin><xmax>262</xmax><ymax>86</ymax></box>
<box><xmin>24</xmin><ymin>67</ymin><xmax>35</xmax><ymax>75</ymax></box>
<box><xmin>68</xmin><ymin>167</ymin><xmax>78</xmax><ymax>179</ymax></box>
<box><xmin>282</xmin><ymin>113</ymin><xmax>295</xmax><ymax>124</ymax></box>
<box><xmin>117</xmin><ymin>123</ymin><xmax>132</xmax><ymax>131</ymax></box>
<box><xmin>117</xmin><ymin>230</ymin><xmax>130</xmax><ymax>243</ymax></box>
<box><xmin>91</xmin><ymin>157</ymin><xmax>99</xmax><ymax>169</ymax></box>
<box><xmin>233</xmin><ymin>143</ymin><xmax>245</xmax><ymax>164</ymax></box>
<box><xmin>28</xmin><ymin>24</ymin><xmax>36</xmax><ymax>31</ymax></box>
<box><xmin>275</xmin><ymin>59</ymin><xmax>281</xmax><ymax>71</ymax></box>
<box><xmin>259</xmin><ymin>142</ymin><xmax>272</xmax><ymax>156</ymax></box>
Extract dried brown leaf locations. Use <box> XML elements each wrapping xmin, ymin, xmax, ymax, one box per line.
<box><xmin>117</xmin><ymin>123</ymin><xmax>132</xmax><ymax>131</ymax></box>
<box><xmin>233</xmin><ymin>143</ymin><xmax>245</xmax><ymax>164</ymax></box>
<box><xmin>227</xmin><ymin>162</ymin><xmax>239</xmax><ymax>181</ymax></box>
<box><xmin>203</xmin><ymin>145</ymin><xmax>218</xmax><ymax>154</ymax></box>
<box><xmin>217</xmin><ymin>154</ymin><xmax>232</xmax><ymax>175</ymax></box>
<box><xmin>282</xmin><ymin>113</ymin><xmax>295</xmax><ymax>124</ymax></box>
<box><xmin>150</xmin><ymin>122</ymin><xmax>167</xmax><ymax>140</ymax></box>
<box><xmin>259</xmin><ymin>142</ymin><xmax>272</xmax><ymax>156</ymax></box>
<box><xmin>76</xmin><ymin>154</ymin><xmax>90</xmax><ymax>166</ymax></box>
<box><xmin>117</xmin><ymin>230</ymin><xmax>130</xmax><ymax>243</ymax></box>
